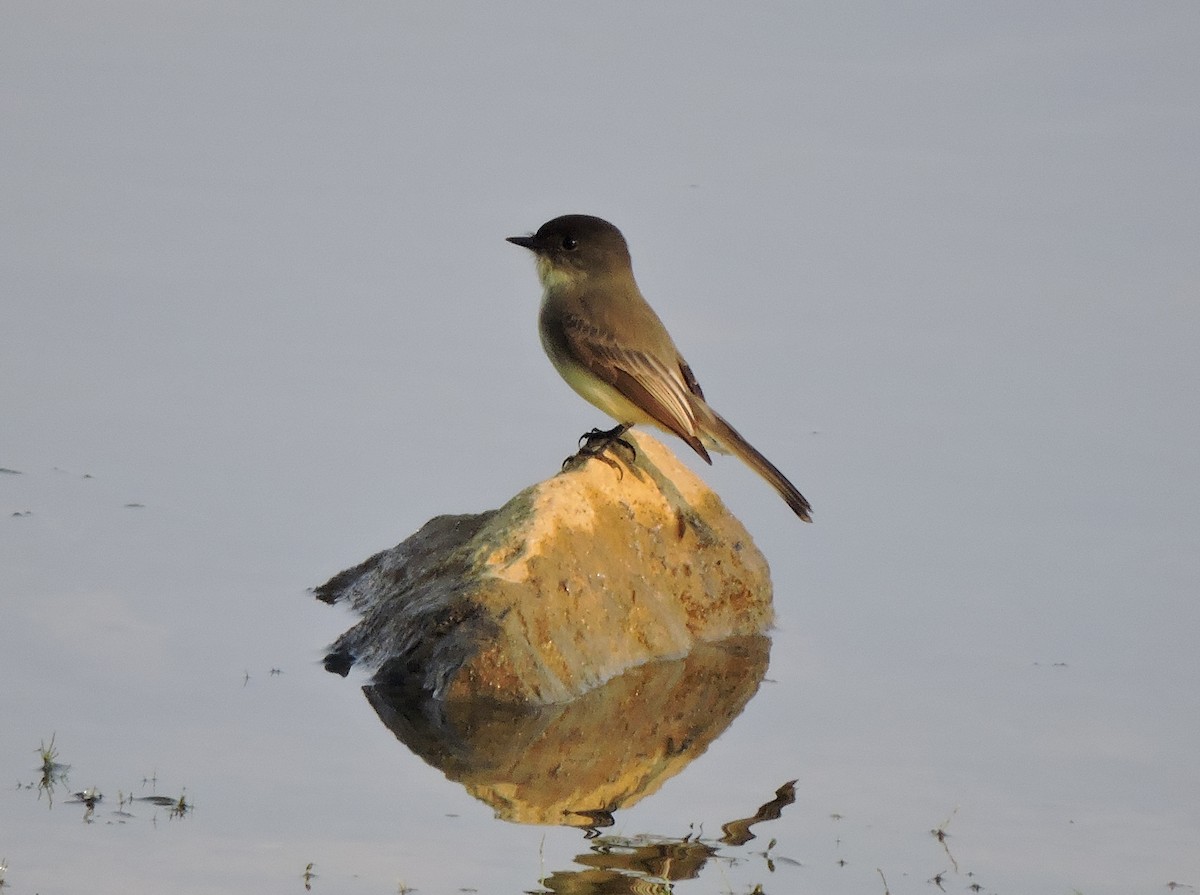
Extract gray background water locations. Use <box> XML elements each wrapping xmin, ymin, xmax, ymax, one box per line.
<box><xmin>3</xmin><ymin>4</ymin><xmax>1198</xmax><ymax>892</ymax></box>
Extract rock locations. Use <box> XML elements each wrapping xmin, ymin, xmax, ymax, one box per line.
<box><xmin>316</xmin><ymin>431</ymin><xmax>774</xmax><ymax>704</ymax></box>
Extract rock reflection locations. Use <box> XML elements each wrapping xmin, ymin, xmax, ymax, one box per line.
<box><xmin>363</xmin><ymin>635</ymin><xmax>770</xmax><ymax>825</ymax></box>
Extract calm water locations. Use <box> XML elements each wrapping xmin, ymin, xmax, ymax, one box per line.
<box><xmin>2</xmin><ymin>439</ymin><xmax>1196</xmax><ymax>893</ymax></box>
<box><xmin>4</xmin><ymin>5</ymin><xmax>1198</xmax><ymax>893</ymax></box>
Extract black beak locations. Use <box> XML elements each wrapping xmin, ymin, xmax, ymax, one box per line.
<box><xmin>506</xmin><ymin>234</ymin><xmax>537</xmax><ymax>251</ymax></box>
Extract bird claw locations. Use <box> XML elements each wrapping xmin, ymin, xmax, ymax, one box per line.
<box><xmin>563</xmin><ymin>425</ymin><xmax>636</xmax><ymax>478</ymax></box>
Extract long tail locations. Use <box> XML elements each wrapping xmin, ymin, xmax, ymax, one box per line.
<box><xmin>700</xmin><ymin>408</ymin><xmax>813</xmax><ymax>522</ymax></box>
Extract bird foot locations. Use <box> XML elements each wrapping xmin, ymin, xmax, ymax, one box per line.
<box><xmin>563</xmin><ymin>425</ymin><xmax>636</xmax><ymax>478</ymax></box>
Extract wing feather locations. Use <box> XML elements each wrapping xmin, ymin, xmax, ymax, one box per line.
<box><xmin>559</xmin><ymin>310</ymin><xmax>712</xmax><ymax>462</ymax></box>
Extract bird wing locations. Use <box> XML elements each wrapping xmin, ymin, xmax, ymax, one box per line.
<box><xmin>559</xmin><ymin>309</ymin><xmax>712</xmax><ymax>463</ymax></box>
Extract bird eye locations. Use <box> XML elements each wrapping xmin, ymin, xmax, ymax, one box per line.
<box><xmin>561</xmin><ymin>236</ymin><xmax>578</xmax><ymax>251</ymax></box>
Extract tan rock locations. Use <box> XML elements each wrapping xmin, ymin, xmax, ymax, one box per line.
<box><xmin>317</xmin><ymin>431</ymin><xmax>773</xmax><ymax>704</ymax></box>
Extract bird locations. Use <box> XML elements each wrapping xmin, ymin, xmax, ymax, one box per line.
<box><xmin>507</xmin><ymin>214</ymin><xmax>812</xmax><ymax>522</ymax></box>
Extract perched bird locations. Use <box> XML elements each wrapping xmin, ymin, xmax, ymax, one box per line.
<box><xmin>507</xmin><ymin>214</ymin><xmax>812</xmax><ymax>522</ymax></box>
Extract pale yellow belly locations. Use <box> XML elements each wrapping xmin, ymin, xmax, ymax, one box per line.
<box><xmin>548</xmin><ymin>352</ymin><xmax>660</xmax><ymax>427</ymax></box>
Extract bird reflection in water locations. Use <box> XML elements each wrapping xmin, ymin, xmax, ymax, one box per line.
<box><xmin>540</xmin><ymin>783</ymin><xmax>799</xmax><ymax>894</ymax></box>
<box><xmin>360</xmin><ymin>635</ymin><xmax>803</xmax><ymax>893</ymax></box>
